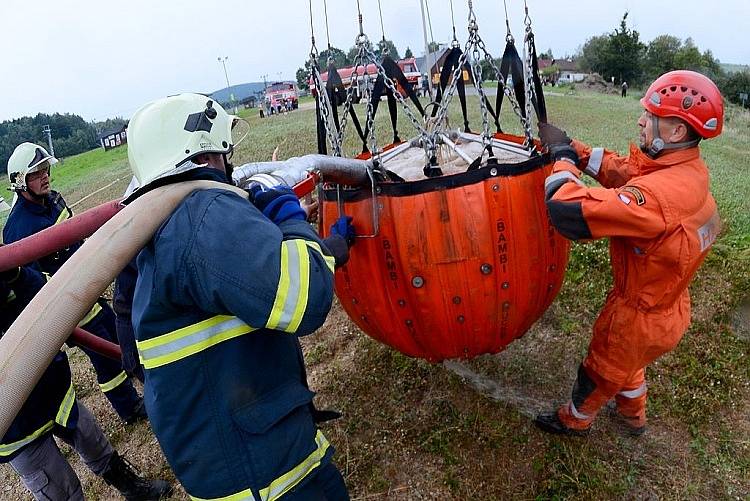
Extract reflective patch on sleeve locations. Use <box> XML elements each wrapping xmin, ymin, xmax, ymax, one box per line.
<box><xmin>620</xmin><ymin>186</ymin><xmax>646</xmax><ymax>205</ymax></box>
<box><xmin>544</xmin><ymin>171</ymin><xmax>584</xmax><ymax>200</ymax></box>
<box><xmin>618</xmin><ymin>194</ymin><xmax>631</xmax><ymax>205</ymax></box>
<box><xmin>584</xmin><ymin>147</ymin><xmax>604</xmax><ymax>177</ymax></box>
<box><xmin>697</xmin><ymin>210</ymin><xmax>721</xmax><ymax>252</ymax></box>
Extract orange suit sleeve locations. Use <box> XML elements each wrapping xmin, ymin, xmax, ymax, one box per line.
<box><xmin>572</xmin><ymin>139</ymin><xmax>638</xmax><ymax>189</ymax></box>
<box><xmin>544</xmin><ymin>160</ymin><xmax>666</xmax><ymax>241</ymax></box>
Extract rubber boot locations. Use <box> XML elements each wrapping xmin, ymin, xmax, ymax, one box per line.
<box><xmin>102</xmin><ymin>452</ymin><xmax>172</xmax><ymax>500</ymax></box>
<box><xmin>534</xmin><ymin>411</ymin><xmax>590</xmax><ymax>437</ymax></box>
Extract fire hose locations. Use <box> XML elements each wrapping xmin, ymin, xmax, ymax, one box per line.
<box><xmin>0</xmin><ymin>156</ymin><xmax>372</xmax><ymax>437</ymax></box>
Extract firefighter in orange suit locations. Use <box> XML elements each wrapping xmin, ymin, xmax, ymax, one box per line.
<box><xmin>534</xmin><ymin>70</ymin><xmax>724</xmax><ymax>436</ymax></box>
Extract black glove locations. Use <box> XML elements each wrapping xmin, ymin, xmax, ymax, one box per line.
<box><xmin>0</xmin><ymin>266</ymin><xmax>21</xmax><ymax>284</ymax></box>
<box><xmin>538</xmin><ymin>122</ymin><xmax>572</xmax><ymax>146</ymax></box>
<box><xmin>549</xmin><ymin>144</ymin><xmax>580</xmax><ymax>167</ymax></box>
<box><xmin>247</xmin><ymin>185</ymin><xmax>306</xmax><ymax>225</ymax></box>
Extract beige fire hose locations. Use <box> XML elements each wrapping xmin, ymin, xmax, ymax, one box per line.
<box><xmin>0</xmin><ymin>180</ymin><xmax>247</xmax><ymax>437</ymax></box>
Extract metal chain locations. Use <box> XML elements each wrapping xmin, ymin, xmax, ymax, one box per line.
<box><xmin>476</xmin><ymin>39</ymin><xmax>531</xmax><ymax>144</ymax></box>
<box><xmin>523</xmin><ymin>28</ymin><xmax>536</xmax><ymax>147</ymax></box>
<box><xmin>363</xmin><ymin>45</ymin><xmax>430</xmax><ymax>138</ymax></box>
<box><xmin>470</xmin><ymin>32</ymin><xmax>492</xmax><ymax>152</ymax></box>
<box><xmin>522</xmin><ymin>0</ymin><xmax>536</xmax><ymax>148</ymax></box>
<box><xmin>428</xmin><ymin>34</ymin><xmax>474</xmax><ymax>162</ymax></box>
<box><xmin>333</xmin><ymin>42</ymin><xmax>368</xmax><ymax>154</ymax></box>
<box><xmin>311</xmin><ymin>60</ymin><xmax>342</xmax><ymax>156</ymax></box>
<box><xmin>309</xmin><ymin>40</ymin><xmax>343</xmax><ymax>156</ymax></box>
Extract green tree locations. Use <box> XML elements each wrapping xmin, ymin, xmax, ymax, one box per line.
<box><xmin>577</xmin><ymin>34</ymin><xmax>609</xmax><ymax>74</ymax></box>
<box><xmin>602</xmin><ymin>12</ymin><xmax>645</xmax><ymax>84</ymax></box>
<box><xmin>718</xmin><ymin>70</ymin><xmax>750</xmax><ymax>106</ymax></box>
<box><xmin>0</xmin><ymin>113</ymin><xmax>100</xmax><ymax>173</ymax></box>
<box><xmin>644</xmin><ymin>35</ymin><xmax>682</xmax><ymax>81</ymax></box>
<box><xmin>427</xmin><ymin>41</ymin><xmax>441</xmax><ymax>54</ymax></box>
<box><xmin>296</xmin><ymin>67</ymin><xmax>310</xmax><ymax>90</ymax></box>
<box><xmin>317</xmin><ymin>46</ymin><xmax>349</xmax><ymax>68</ymax></box>
<box><xmin>404</xmin><ymin>47</ymin><xmax>414</xmax><ymax>58</ymax></box>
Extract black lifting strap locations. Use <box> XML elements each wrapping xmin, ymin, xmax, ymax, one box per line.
<box><xmin>326</xmin><ymin>63</ymin><xmax>368</xmax><ymax>149</ymax></box>
<box><xmin>431</xmin><ymin>48</ymin><xmax>471</xmax><ymax>133</ymax></box>
<box><xmin>496</xmin><ymin>40</ymin><xmax>528</xmax><ymax>125</ymax></box>
<box><xmin>361</xmin><ymin>56</ymin><xmax>425</xmax><ymax>152</ymax></box>
<box><xmin>314</xmin><ymin>95</ymin><xmax>327</xmax><ymax>154</ymax></box>
<box><xmin>528</xmin><ymin>33</ymin><xmax>548</xmax><ymax>124</ymax></box>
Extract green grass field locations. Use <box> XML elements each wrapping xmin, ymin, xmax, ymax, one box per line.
<box><xmin>1</xmin><ymin>89</ymin><xmax>748</xmax><ymax>499</ymax></box>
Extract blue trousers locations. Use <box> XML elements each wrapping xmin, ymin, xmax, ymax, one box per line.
<box><xmin>70</xmin><ymin>302</ymin><xmax>142</xmax><ymax>420</ymax></box>
<box><xmin>285</xmin><ymin>462</ymin><xmax>349</xmax><ymax>500</ymax></box>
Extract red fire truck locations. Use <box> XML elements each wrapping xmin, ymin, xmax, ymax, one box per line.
<box><xmin>265</xmin><ymin>81</ymin><xmax>299</xmax><ymax>112</ymax></box>
<box><xmin>310</xmin><ymin>58</ymin><xmax>422</xmax><ymax>102</ymax></box>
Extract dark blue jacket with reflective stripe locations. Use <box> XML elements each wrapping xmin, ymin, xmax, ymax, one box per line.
<box><xmin>0</xmin><ymin>266</ymin><xmax>77</xmax><ymax>462</ymax></box>
<box><xmin>132</xmin><ymin>169</ymin><xmax>337</xmax><ymax>499</ymax></box>
<box><xmin>3</xmin><ymin>192</ymin><xmax>80</xmax><ymax>274</ymax></box>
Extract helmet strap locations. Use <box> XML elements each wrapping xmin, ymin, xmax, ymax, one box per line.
<box><xmin>646</xmin><ymin>115</ymin><xmax>700</xmax><ymax>158</ymax></box>
<box><xmin>223</xmin><ymin>153</ymin><xmax>234</xmax><ymax>185</ymax></box>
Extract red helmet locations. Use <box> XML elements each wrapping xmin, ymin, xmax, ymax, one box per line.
<box><xmin>640</xmin><ymin>70</ymin><xmax>724</xmax><ymax>139</ymax></box>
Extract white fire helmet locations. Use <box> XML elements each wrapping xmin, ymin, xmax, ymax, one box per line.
<box><xmin>7</xmin><ymin>143</ymin><xmax>58</xmax><ymax>192</ymax></box>
<box><xmin>127</xmin><ymin>93</ymin><xmax>243</xmax><ymax>189</ymax></box>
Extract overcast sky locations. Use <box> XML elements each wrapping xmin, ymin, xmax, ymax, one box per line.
<box><xmin>1</xmin><ymin>0</ymin><xmax>747</xmax><ymax>122</ymax></box>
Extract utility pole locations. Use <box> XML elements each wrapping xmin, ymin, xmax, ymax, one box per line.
<box><xmin>419</xmin><ymin>0</ymin><xmax>434</xmax><ymax>99</ymax></box>
<box><xmin>217</xmin><ymin>56</ymin><xmax>235</xmax><ymax>113</ymax></box>
<box><xmin>42</xmin><ymin>125</ymin><xmax>55</xmax><ymax>157</ymax></box>
<box><xmin>261</xmin><ymin>74</ymin><xmax>268</xmax><ymax>90</ymax></box>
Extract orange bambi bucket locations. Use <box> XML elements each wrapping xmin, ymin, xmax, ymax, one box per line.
<box><xmin>321</xmin><ymin>133</ymin><xmax>570</xmax><ymax>362</ymax></box>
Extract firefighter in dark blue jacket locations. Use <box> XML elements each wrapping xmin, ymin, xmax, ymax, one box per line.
<box><xmin>0</xmin><ymin>261</ymin><xmax>172</xmax><ymax>500</ymax></box>
<box><xmin>3</xmin><ymin>143</ymin><xmax>146</xmax><ymax>424</ymax></box>
<box><xmin>125</xmin><ymin>94</ymin><xmax>352</xmax><ymax>500</ymax></box>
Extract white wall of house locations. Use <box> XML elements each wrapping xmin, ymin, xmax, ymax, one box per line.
<box><xmin>559</xmin><ymin>71</ymin><xmax>587</xmax><ymax>83</ymax></box>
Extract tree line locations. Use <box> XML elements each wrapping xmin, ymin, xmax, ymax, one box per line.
<box><xmin>0</xmin><ymin>115</ymin><xmax>128</xmax><ymax>174</ymax></box>
<box><xmin>558</xmin><ymin>13</ymin><xmax>748</xmax><ymax>106</ymax></box>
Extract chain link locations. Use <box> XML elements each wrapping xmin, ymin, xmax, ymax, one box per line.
<box><xmin>333</xmin><ymin>43</ymin><xmax>369</xmax><ymax>155</ymax></box>
<box><xmin>470</xmin><ymin>33</ymin><xmax>492</xmax><ymax>153</ymax></box>
<box><xmin>523</xmin><ymin>27</ymin><xmax>536</xmax><ymax>148</ymax></box>
<box><xmin>310</xmin><ymin>45</ymin><xmax>343</xmax><ymax>156</ymax></box>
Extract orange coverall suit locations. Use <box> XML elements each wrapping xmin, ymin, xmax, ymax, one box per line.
<box><xmin>544</xmin><ymin>140</ymin><xmax>721</xmax><ymax>431</ymax></box>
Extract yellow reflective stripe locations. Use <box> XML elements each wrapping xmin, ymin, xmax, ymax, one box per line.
<box><xmin>266</xmin><ymin>243</ymin><xmax>291</xmax><ymax>330</ymax></box>
<box><xmin>288</xmin><ymin>240</ymin><xmax>310</xmax><ymax>334</ymax></box>
<box><xmin>259</xmin><ymin>430</ymin><xmax>330</xmax><ymax>501</ymax></box>
<box><xmin>304</xmin><ymin>241</ymin><xmax>335</xmax><ymax>273</ymax></box>
<box><xmin>6</xmin><ymin>290</ymin><xmax>16</xmax><ymax>303</ymax></box>
<box><xmin>99</xmin><ymin>371</ymin><xmax>128</xmax><ymax>392</ymax></box>
<box><xmin>0</xmin><ymin>421</ymin><xmax>54</xmax><ymax>457</ymax></box>
<box><xmin>77</xmin><ymin>302</ymin><xmax>103</xmax><ymax>327</ymax></box>
<box><xmin>137</xmin><ymin>315</ymin><xmax>256</xmax><ymax>370</ymax></box>
<box><xmin>266</xmin><ymin>240</ymin><xmax>310</xmax><ymax>333</ymax></box>
<box><xmin>189</xmin><ymin>488</ymin><xmax>255</xmax><ymax>501</ymax></box>
<box><xmin>55</xmin><ymin>381</ymin><xmax>76</xmax><ymax>426</ymax></box>
<box><xmin>55</xmin><ymin>207</ymin><xmax>72</xmax><ymax>225</ymax></box>
<box><xmin>188</xmin><ymin>431</ymin><xmax>331</xmax><ymax>501</ymax></box>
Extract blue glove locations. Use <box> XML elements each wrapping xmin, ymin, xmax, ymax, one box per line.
<box><xmin>248</xmin><ymin>185</ymin><xmax>306</xmax><ymax>225</ymax></box>
<box><xmin>330</xmin><ymin>216</ymin><xmax>355</xmax><ymax>246</ymax></box>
